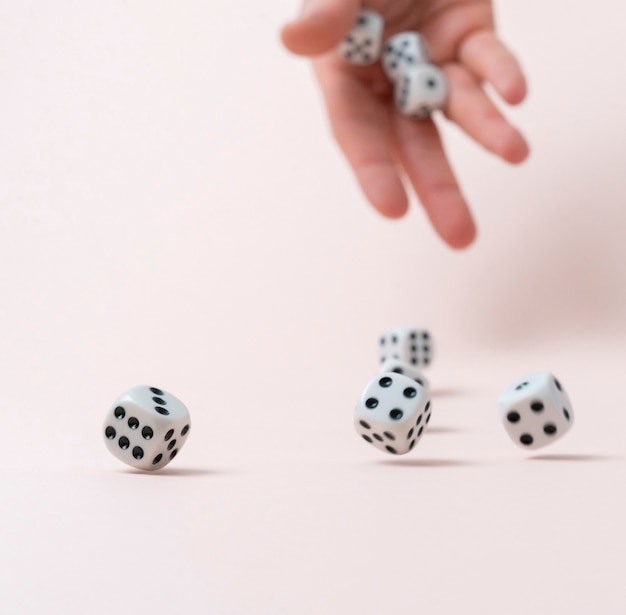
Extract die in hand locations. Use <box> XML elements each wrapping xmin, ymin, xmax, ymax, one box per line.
<box><xmin>497</xmin><ymin>372</ymin><xmax>574</xmax><ymax>450</ymax></box>
<box><xmin>382</xmin><ymin>32</ymin><xmax>431</xmax><ymax>83</ymax></box>
<box><xmin>395</xmin><ymin>64</ymin><xmax>447</xmax><ymax>119</ymax></box>
<box><xmin>338</xmin><ymin>9</ymin><xmax>384</xmax><ymax>66</ymax></box>
<box><xmin>103</xmin><ymin>385</ymin><xmax>191</xmax><ymax>471</ymax></box>
<box><xmin>381</xmin><ymin>31</ymin><xmax>447</xmax><ymax>118</ymax></box>
<box><xmin>355</xmin><ymin>373</ymin><xmax>432</xmax><ymax>455</ymax></box>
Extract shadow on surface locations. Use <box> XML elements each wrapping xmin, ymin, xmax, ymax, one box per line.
<box><xmin>119</xmin><ymin>467</ymin><xmax>232</xmax><ymax>477</ymax></box>
<box><xmin>528</xmin><ymin>454</ymin><xmax>618</xmax><ymax>463</ymax></box>
<box><xmin>377</xmin><ymin>458</ymin><xmax>474</xmax><ymax>469</ymax></box>
<box><xmin>430</xmin><ymin>388</ymin><xmax>474</xmax><ymax>399</ymax></box>
<box><xmin>465</xmin><ymin>170</ymin><xmax>626</xmax><ymax>345</ymax></box>
<box><xmin>426</xmin><ymin>426</ymin><xmax>468</xmax><ymax>435</ymax></box>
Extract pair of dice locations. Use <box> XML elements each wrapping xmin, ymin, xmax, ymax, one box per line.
<box><xmin>338</xmin><ymin>9</ymin><xmax>448</xmax><ymax>118</ymax></box>
<box><xmin>103</xmin><ymin>386</ymin><xmax>191</xmax><ymax>471</ymax></box>
<box><xmin>355</xmin><ymin>327</ymin><xmax>576</xmax><ymax>455</ymax></box>
<box><xmin>355</xmin><ymin>327</ymin><xmax>435</xmax><ymax>455</ymax></box>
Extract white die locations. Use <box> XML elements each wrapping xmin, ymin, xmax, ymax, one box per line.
<box><xmin>395</xmin><ymin>64</ymin><xmax>448</xmax><ymax>118</ymax></box>
<box><xmin>103</xmin><ymin>385</ymin><xmax>191</xmax><ymax>470</ymax></box>
<box><xmin>355</xmin><ymin>373</ymin><xmax>432</xmax><ymax>455</ymax></box>
<box><xmin>338</xmin><ymin>9</ymin><xmax>384</xmax><ymax>66</ymax></box>
<box><xmin>379</xmin><ymin>327</ymin><xmax>434</xmax><ymax>368</ymax></box>
<box><xmin>379</xmin><ymin>357</ymin><xmax>429</xmax><ymax>391</ymax></box>
<box><xmin>382</xmin><ymin>32</ymin><xmax>431</xmax><ymax>82</ymax></box>
<box><xmin>497</xmin><ymin>372</ymin><xmax>574</xmax><ymax>450</ymax></box>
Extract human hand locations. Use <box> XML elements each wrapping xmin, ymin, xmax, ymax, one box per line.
<box><xmin>281</xmin><ymin>0</ymin><xmax>529</xmax><ymax>249</ymax></box>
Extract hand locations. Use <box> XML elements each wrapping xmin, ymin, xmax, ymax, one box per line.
<box><xmin>281</xmin><ymin>0</ymin><xmax>529</xmax><ymax>249</ymax></box>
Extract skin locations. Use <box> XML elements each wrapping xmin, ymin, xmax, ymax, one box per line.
<box><xmin>281</xmin><ymin>0</ymin><xmax>529</xmax><ymax>249</ymax></box>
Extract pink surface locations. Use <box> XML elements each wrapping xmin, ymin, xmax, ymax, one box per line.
<box><xmin>0</xmin><ymin>1</ymin><xmax>625</xmax><ymax>613</ymax></box>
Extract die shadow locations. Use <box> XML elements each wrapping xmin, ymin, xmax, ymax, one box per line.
<box><xmin>118</xmin><ymin>467</ymin><xmax>234</xmax><ymax>478</ymax></box>
<box><xmin>526</xmin><ymin>454</ymin><xmax>618</xmax><ymax>463</ymax></box>
<box><xmin>430</xmin><ymin>388</ymin><xmax>473</xmax><ymax>400</ymax></box>
<box><xmin>426</xmin><ymin>426</ymin><xmax>468</xmax><ymax>435</ymax></box>
<box><xmin>377</xmin><ymin>458</ymin><xmax>476</xmax><ymax>469</ymax></box>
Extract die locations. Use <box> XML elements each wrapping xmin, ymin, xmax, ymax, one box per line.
<box><xmin>338</xmin><ymin>9</ymin><xmax>384</xmax><ymax>66</ymax></box>
<box><xmin>395</xmin><ymin>64</ymin><xmax>448</xmax><ymax>118</ymax></box>
<box><xmin>382</xmin><ymin>32</ymin><xmax>431</xmax><ymax>82</ymax></box>
<box><xmin>379</xmin><ymin>357</ymin><xmax>429</xmax><ymax>391</ymax></box>
<box><xmin>379</xmin><ymin>327</ymin><xmax>434</xmax><ymax>368</ymax></box>
<box><xmin>497</xmin><ymin>372</ymin><xmax>574</xmax><ymax>450</ymax></box>
<box><xmin>103</xmin><ymin>385</ymin><xmax>191</xmax><ymax>470</ymax></box>
<box><xmin>355</xmin><ymin>373</ymin><xmax>432</xmax><ymax>455</ymax></box>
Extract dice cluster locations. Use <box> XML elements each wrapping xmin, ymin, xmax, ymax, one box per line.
<box><xmin>356</xmin><ymin>327</ymin><xmax>575</xmax><ymax>455</ymax></box>
<box><xmin>338</xmin><ymin>9</ymin><xmax>447</xmax><ymax>119</ymax></box>
<box><xmin>102</xmin><ymin>341</ymin><xmax>575</xmax><ymax>469</ymax></box>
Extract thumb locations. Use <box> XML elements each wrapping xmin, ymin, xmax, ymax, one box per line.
<box><xmin>281</xmin><ymin>0</ymin><xmax>361</xmax><ymax>57</ymax></box>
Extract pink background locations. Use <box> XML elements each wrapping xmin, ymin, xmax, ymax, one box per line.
<box><xmin>1</xmin><ymin>1</ymin><xmax>625</xmax><ymax>613</ymax></box>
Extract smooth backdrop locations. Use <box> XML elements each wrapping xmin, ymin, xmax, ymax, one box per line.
<box><xmin>0</xmin><ymin>1</ymin><xmax>624</xmax><ymax>613</ymax></box>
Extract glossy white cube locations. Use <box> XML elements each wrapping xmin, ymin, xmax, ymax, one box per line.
<box><xmin>338</xmin><ymin>9</ymin><xmax>384</xmax><ymax>66</ymax></box>
<box><xmin>379</xmin><ymin>327</ymin><xmax>434</xmax><ymax>368</ymax></box>
<box><xmin>379</xmin><ymin>357</ymin><xmax>429</xmax><ymax>391</ymax></box>
<box><xmin>382</xmin><ymin>32</ymin><xmax>431</xmax><ymax>82</ymax></box>
<box><xmin>498</xmin><ymin>372</ymin><xmax>574</xmax><ymax>450</ymax></box>
<box><xmin>355</xmin><ymin>373</ymin><xmax>431</xmax><ymax>455</ymax></box>
<box><xmin>395</xmin><ymin>64</ymin><xmax>447</xmax><ymax>118</ymax></box>
<box><xmin>103</xmin><ymin>385</ymin><xmax>191</xmax><ymax>470</ymax></box>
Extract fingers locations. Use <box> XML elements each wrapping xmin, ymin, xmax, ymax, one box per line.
<box><xmin>459</xmin><ymin>29</ymin><xmax>527</xmax><ymax>104</ymax></box>
<box><xmin>393</xmin><ymin>114</ymin><xmax>476</xmax><ymax>250</ymax></box>
<box><xmin>444</xmin><ymin>63</ymin><xmax>529</xmax><ymax>164</ymax></box>
<box><xmin>281</xmin><ymin>0</ymin><xmax>360</xmax><ymax>57</ymax></box>
<box><xmin>315</xmin><ymin>63</ymin><xmax>408</xmax><ymax>218</ymax></box>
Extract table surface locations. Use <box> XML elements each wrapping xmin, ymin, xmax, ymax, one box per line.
<box><xmin>2</xmin><ymin>342</ymin><xmax>624</xmax><ymax>615</ymax></box>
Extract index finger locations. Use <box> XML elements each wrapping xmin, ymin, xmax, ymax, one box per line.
<box><xmin>314</xmin><ymin>60</ymin><xmax>409</xmax><ymax>218</ymax></box>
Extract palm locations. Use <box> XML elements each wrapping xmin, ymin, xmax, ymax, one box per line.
<box><xmin>283</xmin><ymin>0</ymin><xmax>529</xmax><ymax>249</ymax></box>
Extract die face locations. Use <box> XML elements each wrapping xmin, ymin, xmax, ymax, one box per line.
<box><xmin>395</xmin><ymin>65</ymin><xmax>447</xmax><ymax>118</ymax></box>
<box><xmin>382</xmin><ymin>32</ymin><xmax>431</xmax><ymax>81</ymax></box>
<box><xmin>355</xmin><ymin>373</ymin><xmax>432</xmax><ymax>455</ymax></box>
<box><xmin>498</xmin><ymin>372</ymin><xmax>574</xmax><ymax>450</ymax></box>
<box><xmin>103</xmin><ymin>386</ymin><xmax>191</xmax><ymax>470</ymax></box>
<box><xmin>379</xmin><ymin>327</ymin><xmax>434</xmax><ymax>368</ymax></box>
<box><xmin>338</xmin><ymin>9</ymin><xmax>384</xmax><ymax>66</ymax></box>
<box><xmin>119</xmin><ymin>385</ymin><xmax>189</xmax><ymax>421</ymax></box>
<box><xmin>379</xmin><ymin>357</ymin><xmax>429</xmax><ymax>390</ymax></box>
